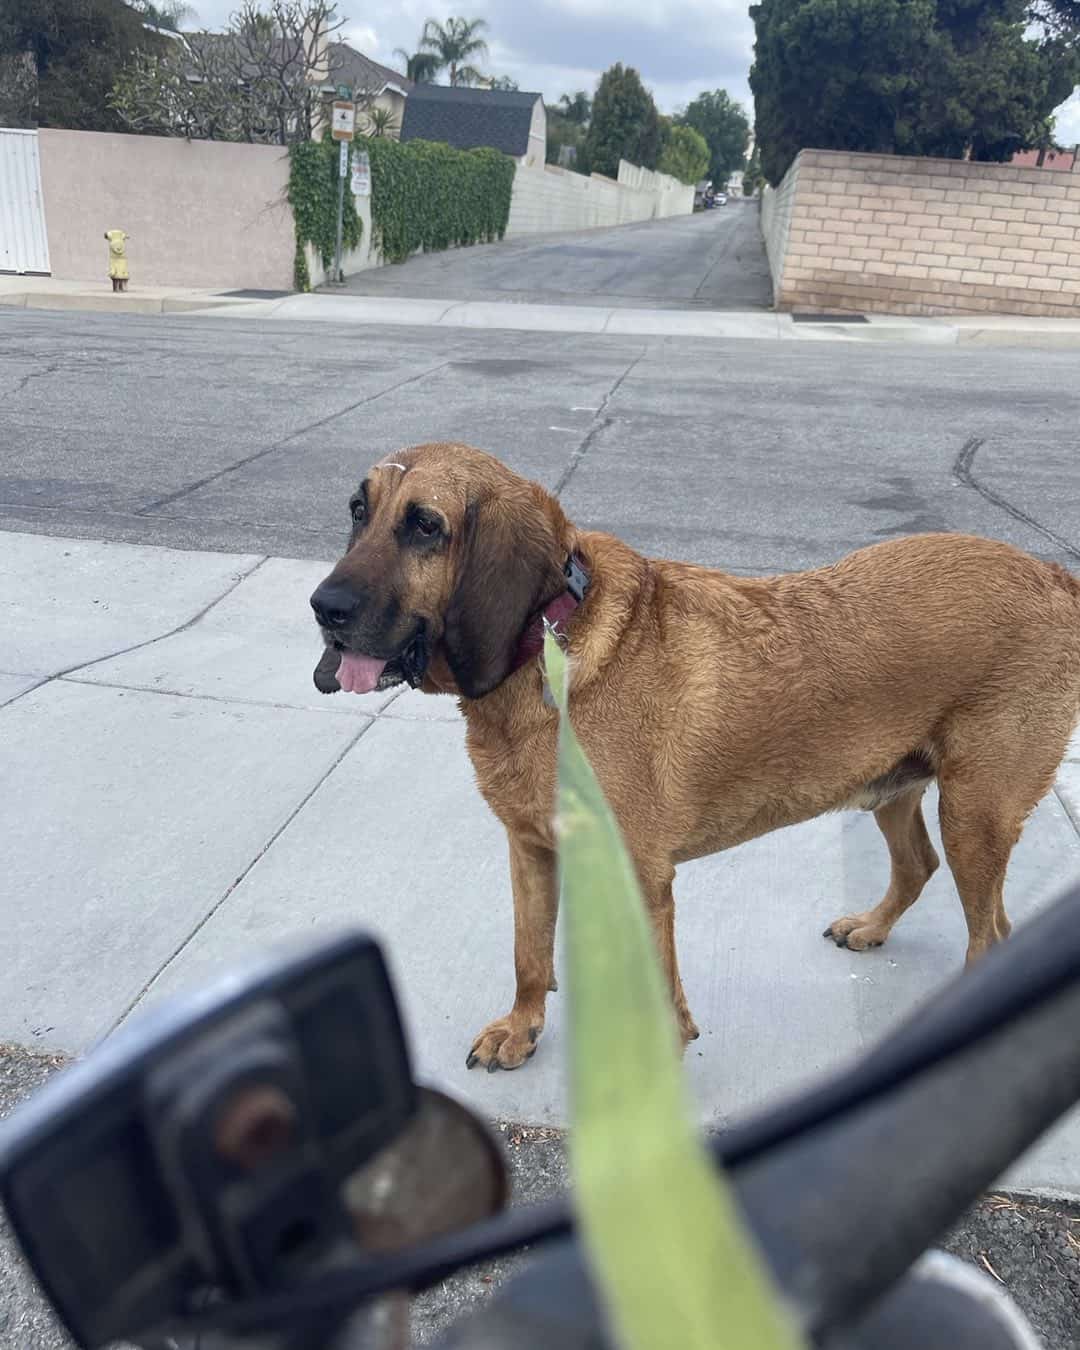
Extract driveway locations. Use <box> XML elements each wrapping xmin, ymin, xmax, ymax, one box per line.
<box><xmin>337</xmin><ymin>202</ymin><xmax>773</xmax><ymax>310</ymax></box>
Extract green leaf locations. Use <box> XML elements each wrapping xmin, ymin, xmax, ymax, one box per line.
<box><xmin>545</xmin><ymin>632</ymin><xmax>803</xmax><ymax>1350</ymax></box>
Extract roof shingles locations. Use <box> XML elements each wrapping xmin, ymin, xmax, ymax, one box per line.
<box><xmin>401</xmin><ymin>85</ymin><xmax>542</xmax><ymax>158</ymax></box>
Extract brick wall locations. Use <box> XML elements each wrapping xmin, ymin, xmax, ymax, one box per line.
<box><xmin>763</xmin><ymin>148</ymin><xmax>1080</xmax><ymax>317</ymax></box>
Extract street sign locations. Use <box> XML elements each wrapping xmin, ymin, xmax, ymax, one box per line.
<box><xmin>331</xmin><ymin>101</ymin><xmax>355</xmax><ymax>142</ymax></box>
<box><xmin>351</xmin><ymin>150</ymin><xmax>371</xmax><ymax>198</ymax></box>
<box><xmin>336</xmin><ymin>83</ymin><xmax>352</xmax><ymax>99</ymax></box>
<box><xmin>339</xmin><ymin>140</ymin><xmax>349</xmax><ymax>176</ymax></box>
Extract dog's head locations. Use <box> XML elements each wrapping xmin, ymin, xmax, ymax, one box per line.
<box><xmin>310</xmin><ymin>444</ymin><xmax>570</xmax><ymax>700</ymax></box>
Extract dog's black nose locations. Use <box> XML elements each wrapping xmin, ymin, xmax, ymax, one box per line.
<box><xmin>311</xmin><ymin>582</ymin><xmax>360</xmax><ymax>629</ymax></box>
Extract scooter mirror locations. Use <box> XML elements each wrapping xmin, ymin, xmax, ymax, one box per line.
<box><xmin>0</xmin><ymin>931</ymin><xmax>417</xmax><ymax>1349</ymax></box>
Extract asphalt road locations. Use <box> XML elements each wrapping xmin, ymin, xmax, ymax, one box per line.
<box><xmin>2</xmin><ymin>307</ymin><xmax>1078</xmax><ymax>570</ymax></box>
<box><xmin>337</xmin><ymin>202</ymin><xmax>774</xmax><ymax>310</ymax></box>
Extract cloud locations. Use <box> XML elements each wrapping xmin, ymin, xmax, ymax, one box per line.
<box><xmin>1054</xmin><ymin>89</ymin><xmax>1080</xmax><ymax>146</ymax></box>
<box><xmin>183</xmin><ymin>0</ymin><xmax>755</xmax><ymax>113</ymax></box>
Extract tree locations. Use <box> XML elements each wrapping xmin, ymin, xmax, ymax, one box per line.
<box><xmin>392</xmin><ymin>46</ymin><xmax>440</xmax><ymax>83</ymax></box>
<box><xmin>111</xmin><ymin>0</ymin><xmax>367</xmax><ymax>145</ymax></box>
<box><xmin>419</xmin><ymin>15</ymin><xmax>488</xmax><ymax>86</ymax></box>
<box><xmin>558</xmin><ymin>90</ymin><xmax>591</xmax><ymax>124</ymax></box>
<box><xmin>2</xmin><ymin>0</ymin><xmax>167</xmax><ymax>131</ymax></box>
<box><xmin>0</xmin><ymin>50</ymin><xmax>38</xmax><ymax>126</ymax></box>
<box><xmin>750</xmin><ymin>0</ymin><xmax>1080</xmax><ymax>185</ymax></box>
<box><xmin>130</xmin><ymin>0</ymin><xmax>196</xmax><ymax>32</ymax></box>
<box><xmin>365</xmin><ymin>104</ymin><xmax>398</xmax><ymax>137</ymax></box>
<box><xmin>489</xmin><ymin>74</ymin><xmax>518</xmax><ymax>90</ymax></box>
<box><xmin>659</xmin><ymin>123</ymin><xmax>710</xmax><ymax>184</ymax></box>
<box><xmin>742</xmin><ymin>146</ymin><xmax>765</xmax><ymax>197</ymax></box>
<box><xmin>582</xmin><ymin>63</ymin><xmax>662</xmax><ymax>177</ymax></box>
<box><xmin>679</xmin><ymin>89</ymin><xmax>751</xmax><ymax>186</ymax></box>
<box><xmin>546</xmin><ymin>107</ymin><xmax>585</xmax><ymax>165</ymax></box>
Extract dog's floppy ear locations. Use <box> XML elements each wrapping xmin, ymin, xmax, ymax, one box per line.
<box><xmin>443</xmin><ymin>489</ymin><xmax>565</xmax><ymax>700</ymax></box>
<box><xmin>313</xmin><ymin>646</ymin><xmax>341</xmax><ymax>694</ymax></box>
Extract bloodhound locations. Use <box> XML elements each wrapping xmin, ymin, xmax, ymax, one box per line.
<box><xmin>310</xmin><ymin>443</ymin><xmax>1080</xmax><ymax>1071</ymax></box>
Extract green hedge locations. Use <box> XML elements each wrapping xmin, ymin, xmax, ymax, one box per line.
<box><xmin>365</xmin><ymin>137</ymin><xmax>515</xmax><ymax>264</ymax></box>
<box><xmin>287</xmin><ymin>139</ymin><xmax>362</xmax><ymax>292</ymax></box>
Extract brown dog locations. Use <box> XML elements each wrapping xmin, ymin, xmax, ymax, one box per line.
<box><xmin>310</xmin><ymin>443</ymin><xmax>1080</xmax><ymax>1071</ymax></box>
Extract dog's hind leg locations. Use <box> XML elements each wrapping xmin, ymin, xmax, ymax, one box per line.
<box><xmin>937</xmin><ymin>752</ymin><xmax>1059</xmax><ymax>965</ymax></box>
<box><xmin>825</xmin><ymin>786</ymin><xmax>940</xmax><ymax>951</ymax></box>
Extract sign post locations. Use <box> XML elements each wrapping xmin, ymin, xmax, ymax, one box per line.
<box><xmin>330</xmin><ymin>101</ymin><xmax>355</xmax><ymax>285</ymax></box>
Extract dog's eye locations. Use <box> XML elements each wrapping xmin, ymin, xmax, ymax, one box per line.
<box><xmin>412</xmin><ymin>511</ymin><xmax>441</xmax><ymax>539</ymax></box>
<box><xmin>350</xmin><ymin>500</ymin><xmax>366</xmax><ymax>525</ymax></box>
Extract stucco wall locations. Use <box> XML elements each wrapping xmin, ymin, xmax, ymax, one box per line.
<box><xmin>764</xmin><ymin>148</ymin><xmax>1080</xmax><ymax>317</ymax></box>
<box><xmin>37</xmin><ymin>128</ymin><xmax>295</xmax><ymax>291</ymax></box>
<box><xmin>760</xmin><ymin>158</ymin><xmax>801</xmax><ymax>305</ymax></box>
<box><xmin>523</xmin><ymin>100</ymin><xmax>547</xmax><ymax>169</ymax></box>
<box><xmin>506</xmin><ymin>158</ymin><xmax>693</xmax><ymax>236</ymax></box>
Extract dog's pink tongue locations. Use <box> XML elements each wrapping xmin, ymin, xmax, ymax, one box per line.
<box><xmin>336</xmin><ymin>651</ymin><xmax>387</xmax><ymax>695</ymax></box>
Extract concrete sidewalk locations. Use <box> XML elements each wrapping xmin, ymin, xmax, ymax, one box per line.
<box><xmin>0</xmin><ymin>275</ymin><xmax>268</xmax><ymax>316</ymax></box>
<box><xmin>5</xmin><ymin>274</ymin><xmax>1080</xmax><ymax>346</ymax></box>
<box><xmin>3</xmin><ymin>529</ymin><xmax>1080</xmax><ymax>1193</ymax></box>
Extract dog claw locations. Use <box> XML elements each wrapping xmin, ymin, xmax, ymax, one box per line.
<box><xmin>466</xmin><ymin>1052</ymin><xmax>479</xmax><ymax>1070</ymax></box>
<box><xmin>487</xmin><ymin>1060</ymin><xmax>500</xmax><ymax>1074</ymax></box>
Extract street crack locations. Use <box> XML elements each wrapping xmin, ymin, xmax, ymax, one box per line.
<box><xmin>553</xmin><ymin>348</ymin><xmax>645</xmax><ymax>498</ymax></box>
<box><xmin>953</xmin><ymin>436</ymin><xmax>1080</xmax><ymax>563</ymax></box>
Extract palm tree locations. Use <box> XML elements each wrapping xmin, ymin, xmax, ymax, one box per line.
<box><xmin>419</xmin><ymin>15</ymin><xmax>488</xmax><ymax>87</ymax></box>
<box><xmin>365</xmin><ymin>104</ymin><xmax>398</xmax><ymax>137</ymax></box>
<box><xmin>392</xmin><ymin>47</ymin><xmax>440</xmax><ymax>83</ymax></box>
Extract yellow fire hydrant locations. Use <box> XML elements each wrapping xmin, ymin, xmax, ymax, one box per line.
<box><xmin>104</xmin><ymin>229</ymin><xmax>130</xmax><ymax>293</ymax></box>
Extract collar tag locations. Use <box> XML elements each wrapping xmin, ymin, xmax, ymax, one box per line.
<box><xmin>564</xmin><ymin>553</ymin><xmax>589</xmax><ymax>602</ymax></box>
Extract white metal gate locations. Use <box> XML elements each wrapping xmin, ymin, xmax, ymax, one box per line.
<box><xmin>0</xmin><ymin>128</ymin><xmax>51</xmax><ymax>275</ymax></box>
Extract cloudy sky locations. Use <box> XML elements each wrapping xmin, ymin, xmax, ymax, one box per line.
<box><xmin>188</xmin><ymin>0</ymin><xmax>757</xmax><ymax>117</ymax></box>
<box><xmin>185</xmin><ymin>0</ymin><xmax>1080</xmax><ymax>141</ymax></box>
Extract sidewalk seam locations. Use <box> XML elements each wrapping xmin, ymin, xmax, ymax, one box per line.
<box><xmin>47</xmin><ymin>554</ymin><xmax>268</xmax><ymax>684</ymax></box>
<box><xmin>106</xmin><ymin>716</ymin><xmax>376</xmax><ymax>1034</ymax></box>
<box><xmin>1053</xmin><ymin>785</ymin><xmax>1080</xmax><ymax>842</ymax></box>
<box><xmin>59</xmin><ymin>672</ymin><xmax>380</xmax><ymax>717</ymax></box>
<box><xmin>0</xmin><ymin>676</ymin><xmax>47</xmax><ymax>710</ymax></box>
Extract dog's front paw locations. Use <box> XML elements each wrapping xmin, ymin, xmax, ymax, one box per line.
<box><xmin>823</xmin><ymin>912</ymin><xmax>888</xmax><ymax>951</ymax></box>
<box><xmin>466</xmin><ymin>1014</ymin><xmax>542</xmax><ymax>1072</ymax></box>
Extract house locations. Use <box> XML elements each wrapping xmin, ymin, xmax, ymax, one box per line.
<box><xmin>400</xmin><ymin>85</ymin><xmax>546</xmax><ymax>166</ymax></box>
<box><xmin>179</xmin><ymin>33</ymin><xmax>412</xmax><ymax>139</ymax></box>
<box><xmin>327</xmin><ymin>44</ymin><xmax>412</xmax><ymax>137</ymax></box>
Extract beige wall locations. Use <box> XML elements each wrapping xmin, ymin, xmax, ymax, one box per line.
<box><xmin>763</xmin><ymin>148</ymin><xmax>1080</xmax><ymax>317</ymax></box>
<box><xmin>37</xmin><ymin>129</ymin><xmax>295</xmax><ymax>290</ymax></box>
<box><xmin>523</xmin><ymin>100</ymin><xmax>546</xmax><ymax>169</ymax></box>
<box><xmin>759</xmin><ymin>156</ymin><xmax>801</xmax><ymax>304</ymax></box>
<box><xmin>361</xmin><ymin>89</ymin><xmax>407</xmax><ymax>140</ymax></box>
<box><xmin>506</xmin><ymin>157</ymin><xmax>693</xmax><ymax>236</ymax></box>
